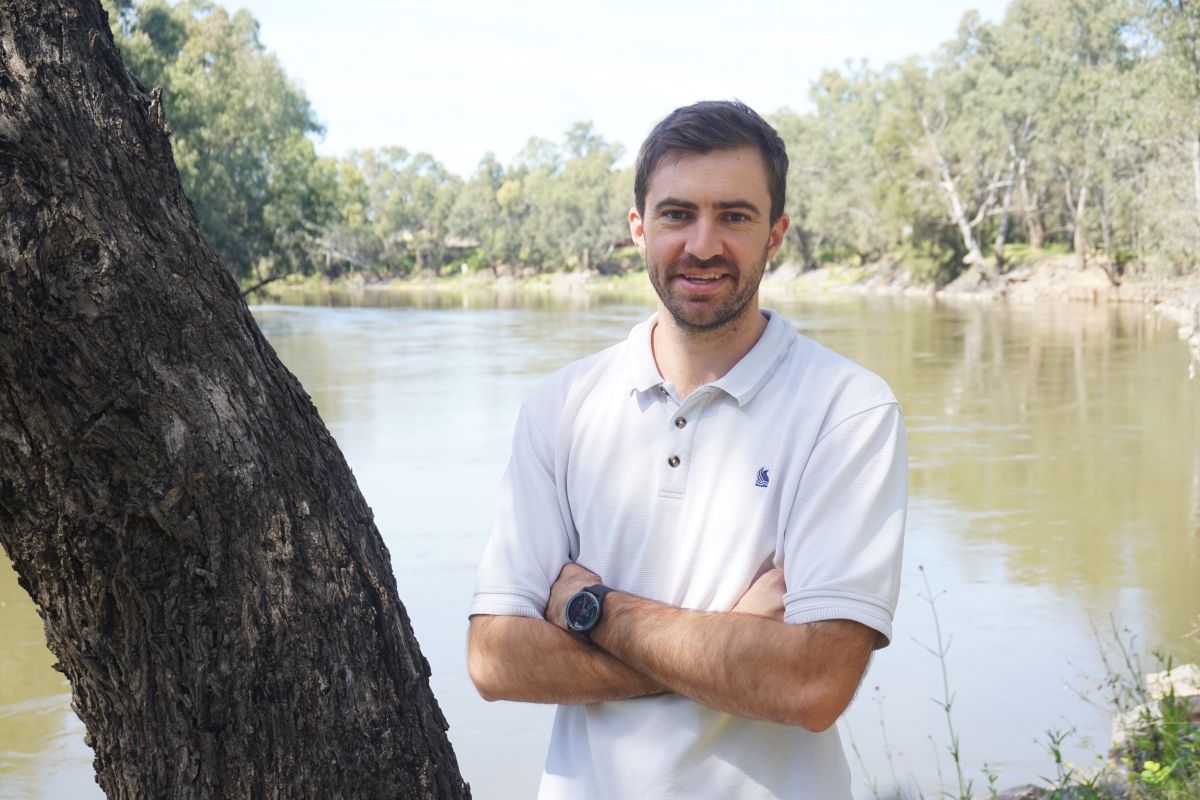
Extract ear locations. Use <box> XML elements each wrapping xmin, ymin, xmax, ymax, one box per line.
<box><xmin>766</xmin><ymin>214</ymin><xmax>790</xmax><ymax>261</ymax></box>
<box><xmin>629</xmin><ymin>207</ymin><xmax>646</xmax><ymax>254</ymax></box>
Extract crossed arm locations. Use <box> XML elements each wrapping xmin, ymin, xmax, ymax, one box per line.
<box><xmin>467</xmin><ymin>564</ymin><xmax>877</xmax><ymax>732</ymax></box>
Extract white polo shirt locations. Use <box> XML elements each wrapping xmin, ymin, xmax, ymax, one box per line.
<box><xmin>471</xmin><ymin>309</ymin><xmax>907</xmax><ymax>800</ymax></box>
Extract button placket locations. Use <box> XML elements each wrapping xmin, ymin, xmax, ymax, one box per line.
<box><xmin>660</xmin><ymin>390</ymin><xmax>709</xmax><ymax>496</ymax></box>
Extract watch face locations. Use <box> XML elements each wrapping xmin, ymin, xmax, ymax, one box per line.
<box><xmin>566</xmin><ymin>591</ymin><xmax>601</xmax><ymax>632</ymax></box>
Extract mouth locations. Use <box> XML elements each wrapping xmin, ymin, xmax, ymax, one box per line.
<box><xmin>676</xmin><ymin>272</ymin><xmax>730</xmax><ymax>291</ymax></box>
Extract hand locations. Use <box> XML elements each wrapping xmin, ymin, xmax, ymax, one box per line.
<box><xmin>545</xmin><ymin>562</ymin><xmax>602</xmax><ymax>632</ymax></box>
<box><xmin>730</xmin><ymin>568</ymin><xmax>786</xmax><ymax>621</ymax></box>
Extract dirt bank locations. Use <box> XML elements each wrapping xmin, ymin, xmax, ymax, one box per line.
<box><xmin>762</xmin><ymin>255</ymin><xmax>1200</xmax><ymax>374</ymax></box>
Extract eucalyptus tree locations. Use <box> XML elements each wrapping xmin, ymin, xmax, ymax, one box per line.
<box><xmin>952</xmin><ymin>10</ymin><xmax>1046</xmax><ymax>270</ymax></box>
<box><xmin>318</xmin><ymin>157</ymin><xmax>385</xmax><ymax>276</ymax></box>
<box><xmin>505</xmin><ymin>125</ymin><xmax>629</xmax><ymax>272</ymax></box>
<box><xmin>1145</xmin><ymin>1</ymin><xmax>1200</xmax><ymax>220</ymax></box>
<box><xmin>0</xmin><ymin>1</ymin><xmax>469</xmax><ymax>796</ymax></box>
<box><xmin>1136</xmin><ymin>0</ymin><xmax>1200</xmax><ymax>273</ymax></box>
<box><xmin>103</xmin><ymin>0</ymin><xmax>334</xmax><ymax>281</ymax></box>
<box><xmin>1021</xmin><ymin>0</ymin><xmax>1142</xmax><ymax>268</ymax></box>
<box><xmin>777</xmin><ymin>66</ymin><xmax>895</xmax><ymax>267</ymax></box>
<box><xmin>344</xmin><ymin>148</ymin><xmax>462</xmax><ymax>275</ymax></box>
<box><xmin>994</xmin><ymin>0</ymin><xmax>1078</xmax><ymax>252</ymax></box>
<box><xmin>448</xmin><ymin>153</ymin><xmax>506</xmax><ymax>273</ymax></box>
<box><xmin>552</xmin><ymin>123</ymin><xmax>630</xmax><ymax>271</ymax></box>
<box><xmin>880</xmin><ymin>55</ymin><xmax>998</xmax><ymax>281</ymax></box>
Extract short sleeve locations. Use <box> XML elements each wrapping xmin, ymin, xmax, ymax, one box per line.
<box><xmin>781</xmin><ymin>402</ymin><xmax>907</xmax><ymax>647</ymax></box>
<box><xmin>470</xmin><ymin>404</ymin><xmax>572</xmax><ymax>620</ymax></box>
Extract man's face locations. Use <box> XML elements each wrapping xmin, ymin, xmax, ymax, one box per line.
<box><xmin>629</xmin><ymin>146</ymin><xmax>789</xmax><ymax>333</ymax></box>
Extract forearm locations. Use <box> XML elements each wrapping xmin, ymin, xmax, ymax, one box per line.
<box><xmin>592</xmin><ymin>593</ymin><xmax>873</xmax><ymax>730</ymax></box>
<box><xmin>467</xmin><ymin>614</ymin><xmax>665</xmax><ymax>704</ymax></box>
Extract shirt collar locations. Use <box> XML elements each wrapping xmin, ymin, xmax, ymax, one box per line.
<box><xmin>627</xmin><ymin>314</ymin><xmax>665</xmax><ymax>394</ymax></box>
<box><xmin>626</xmin><ymin>309</ymin><xmax>796</xmax><ymax>407</ymax></box>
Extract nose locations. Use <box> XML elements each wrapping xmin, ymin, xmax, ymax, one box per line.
<box><xmin>685</xmin><ymin>216</ymin><xmax>722</xmax><ymax>262</ymax></box>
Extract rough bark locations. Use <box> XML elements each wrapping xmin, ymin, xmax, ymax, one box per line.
<box><xmin>0</xmin><ymin>2</ymin><xmax>470</xmax><ymax>798</ymax></box>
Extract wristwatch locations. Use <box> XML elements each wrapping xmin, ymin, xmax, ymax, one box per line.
<box><xmin>565</xmin><ymin>584</ymin><xmax>614</xmax><ymax>639</ymax></box>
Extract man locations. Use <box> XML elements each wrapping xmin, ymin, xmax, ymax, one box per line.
<box><xmin>468</xmin><ymin>100</ymin><xmax>906</xmax><ymax>799</ymax></box>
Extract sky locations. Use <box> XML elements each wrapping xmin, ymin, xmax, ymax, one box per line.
<box><xmin>231</xmin><ymin>0</ymin><xmax>1013</xmax><ymax>177</ymax></box>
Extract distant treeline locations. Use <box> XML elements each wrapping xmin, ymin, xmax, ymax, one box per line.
<box><xmin>104</xmin><ymin>0</ymin><xmax>1200</xmax><ymax>287</ymax></box>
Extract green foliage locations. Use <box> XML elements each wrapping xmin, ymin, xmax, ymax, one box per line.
<box><xmin>899</xmin><ymin>238</ymin><xmax>961</xmax><ymax>286</ymax></box>
<box><xmin>1120</xmin><ymin>671</ymin><xmax>1200</xmax><ymax>799</ymax></box>
<box><xmin>1084</xmin><ymin>621</ymin><xmax>1200</xmax><ymax>800</ymax></box>
<box><xmin>776</xmin><ymin>0</ymin><xmax>1200</xmax><ymax>280</ymax></box>
<box><xmin>107</xmin><ymin>0</ymin><xmax>1200</xmax><ymax>282</ymax></box>
<box><xmin>775</xmin><ymin>65</ymin><xmax>899</xmax><ymax>267</ymax></box>
<box><xmin>104</xmin><ymin>0</ymin><xmax>334</xmax><ymax>281</ymax></box>
<box><xmin>319</xmin><ymin>126</ymin><xmax>631</xmax><ymax>278</ymax></box>
<box><xmin>1040</xmin><ymin>727</ymin><xmax>1110</xmax><ymax>799</ymax></box>
<box><xmin>453</xmin><ymin>127</ymin><xmax>630</xmax><ymax>274</ymax></box>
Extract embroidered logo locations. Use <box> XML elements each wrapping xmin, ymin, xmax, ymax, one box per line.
<box><xmin>755</xmin><ymin>468</ymin><xmax>770</xmax><ymax>488</ymax></box>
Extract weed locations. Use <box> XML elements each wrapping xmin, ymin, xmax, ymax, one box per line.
<box><xmin>913</xmin><ymin>565</ymin><xmax>973</xmax><ymax>800</ymax></box>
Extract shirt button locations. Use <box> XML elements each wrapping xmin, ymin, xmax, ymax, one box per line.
<box><xmin>668</xmin><ymin>455</ymin><xmax>680</xmax><ymax>468</ymax></box>
<box><xmin>674</xmin><ymin>417</ymin><xmax>687</xmax><ymax>429</ymax></box>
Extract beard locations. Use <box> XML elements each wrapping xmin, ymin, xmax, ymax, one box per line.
<box><xmin>647</xmin><ymin>240</ymin><xmax>771</xmax><ymax>334</ymax></box>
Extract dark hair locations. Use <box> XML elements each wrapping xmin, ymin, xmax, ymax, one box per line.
<box><xmin>634</xmin><ymin>100</ymin><xmax>789</xmax><ymax>224</ymax></box>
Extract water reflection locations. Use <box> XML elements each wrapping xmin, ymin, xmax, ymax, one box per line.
<box><xmin>878</xmin><ymin>300</ymin><xmax>1200</xmax><ymax>648</ymax></box>
<box><xmin>250</xmin><ymin>280</ymin><xmax>655</xmax><ymax>312</ymax></box>
<box><xmin>2</xmin><ymin>289</ymin><xmax>1197</xmax><ymax>799</ymax></box>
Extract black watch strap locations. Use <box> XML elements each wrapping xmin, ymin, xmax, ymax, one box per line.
<box><xmin>585</xmin><ymin>583</ymin><xmax>614</xmax><ymax>603</ymax></box>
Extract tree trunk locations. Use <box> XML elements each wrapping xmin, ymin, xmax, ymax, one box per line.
<box><xmin>0</xmin><ymin>3</ymin><xmax>470</xmax><ymax>798</ymax></box>
<box><xmin>1018</xmin><ymin>160</ymin><xmax>1046</xmax><ymax>250</ymax></box>
<box><xmin>1192</xmin><ymin>133</ymin><xmax>1200</xmax><ymax>228</ymax></box>
<box><xmin>788</xmin><ymin>225</ymin><xmax>817</xmax><ymax>271</ymax></box>
<box><xmin>1073</xmin><ymin>184</ymin><xmax>1089</xmax><ymax>269</ymax></box>
<box><xmin>1027</xmin><ymin>216</ymin><xmax>1046</xmax><ymax>250</ymax></box>
<box><xmin>993</xmin><ymin>149</ymin><xmax>1019</xmax><ymax>273</ymax></box>
<box><xmin>918</xmin><ymin>110</ymin><xmax>987</xmax><ymax>277</ymax></box>
<box><xmin>1099</xmin><ymin>183</ymin><xmax>1113</xmax><ymax>265</ymax></box>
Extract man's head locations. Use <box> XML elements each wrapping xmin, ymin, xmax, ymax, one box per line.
<box><xmin>634</xmin><ymin>100</ymin><xmax>789</xmax><ymax>226</ymax></box>
<box><xmin>630</xmin><ymin>101</ymin><xmax>790</xmax><ymax>335</ymax></box>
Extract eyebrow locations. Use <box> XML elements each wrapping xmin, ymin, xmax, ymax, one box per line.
<box><xmin>653</xmin><ymin>197</ymin><xmax>762</xmax><ymax>216</ymax></box>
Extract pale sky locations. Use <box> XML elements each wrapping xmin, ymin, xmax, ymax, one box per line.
<box><xmin>232</xmin><ymin>0</ymin><xmax>1012</xmax><ymax>177</ymax></box>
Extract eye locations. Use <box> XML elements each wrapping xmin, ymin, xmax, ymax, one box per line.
<box><xmin>725</xmin><ymin>212</ymin><xmax>750</xmax><ymax>223</ymax></box>
<box><xmin>662</xmin><ymin>209</ymin><xmax>690</xmax><ymax>221</ymax></box>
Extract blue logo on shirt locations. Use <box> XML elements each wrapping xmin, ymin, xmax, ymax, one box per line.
<box><xmin>755</xmin><ymin>468</ymin><xmax>769</xmax><ymax>488</ymax></box>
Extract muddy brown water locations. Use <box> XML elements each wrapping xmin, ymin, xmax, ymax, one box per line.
<box><xmin>3</xmin><ymin>287</ymin><xmax>1197</xmax><ymax>799</ymax></box>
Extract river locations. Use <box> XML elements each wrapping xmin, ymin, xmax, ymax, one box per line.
<box><xmin>2</xmin><ymin>284</ymin><xmax>1198</xmax><ymax>799</ymax></box>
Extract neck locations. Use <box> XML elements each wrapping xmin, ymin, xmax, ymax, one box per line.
<box><xmin>651</xmin><ymin>302</ymin><xmax>768</xmax><ymax>399</ymax></box>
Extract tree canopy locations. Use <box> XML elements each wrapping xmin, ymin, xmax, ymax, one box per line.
<box><xmin>109</xmin><ymin>0</ymin><xmax>1200</xmax><ymax>286</ymax></box>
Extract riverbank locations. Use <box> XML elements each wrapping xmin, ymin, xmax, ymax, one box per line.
<box><xmin>252</xmin><ymin>254</ymin><xmax>1200</xmax><ymax>344</ymax></box>
<box><xmin>764</xmin><ymin>254</ymin><xmax>1200</xmax><ymax>376</ymax></box>
<box><xmin>765</xmin><ymin>254</ymin><xmax>1200</xmax><ymax>325</ymax></box>
<box><xmin>253</xmin><ymin>254</ymin><xmax>1197</xmax><ymax>314</ymax></box>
